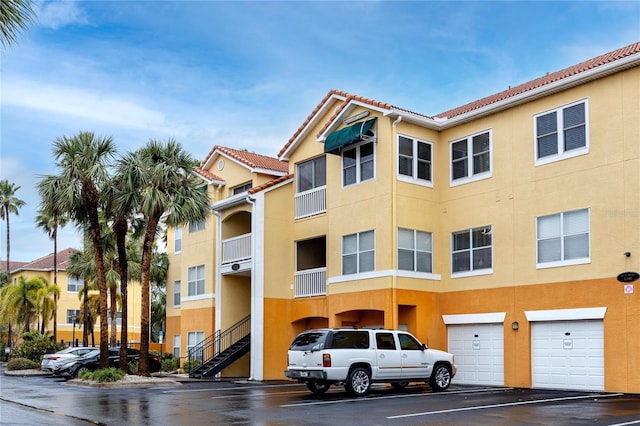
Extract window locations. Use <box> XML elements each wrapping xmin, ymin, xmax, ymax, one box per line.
<box><xmin>174</xmin><ymin>226</ymin><xmax>182</xmax><ymax>253</ymax></box>
<box><xmin>173</xmin><ymin>335</ymin><xmax>181</xmax><ymax>359</ymax></box>
<box><xmin>297</xmin><ymin>156</ymin><xmax>326</xmax><ymax>192</ymax></box>
<box><xmin>173</xmin><ymin>280</ymin><xmax>181</xmax><ymax>306</ymax></box>
<box><xmin>452</xmin><ymin>226</ymin><xmax>493</xmax><ymax>275</ymax></box>
<box><xmin>187</xmin><ymin>265</ymin><xmax>205</xmax><ymax>296</ymax></box>
<box><xmin>375</xmin><ymin>332</ymin><xmax>396</xmax><ymax>350</ymax></box>
<box><xmin>189</xmin><ymin>219</ymin><xmax>205</xmax><ymax>233</ymax></box>
<box><xmin>535</xmin><ymin>100</ymin><xmax>588</xmax><ymax>164</ymax></box>
<box><xmin>398</xmin><ymin>333</ymin><xmax>422</xmax><ymax>350</ymax></box>
<box><xmin>187</xmin><ymin>331</ymin><xmax>204</xmax><ymax>361</ymax></box>
<box><xmin>342</xmin><ymin>230</ymin><xmax>375</xmax><ymax>275</ymax></box>
<box><xmin>451</xmin><ymin>130</ymin><xmax>491</xmax><ymax>184</ymax></box>
<box><xmin>537</xmin><ymin>208</ymin><xmax>590</xmax><ymax>267</ymax></box>
<box><xmin>398</xmin><ymin>135</ymin><xmax>432</xmax><ymax>184</ymax></box>
<box><xmin>66</xmin><ymin>309</ymin><xmax>80</xmax><ymax>324</ymax></box>
<box><xmin>398</xmin><ymin>228</ymin><xmax>433</xmax><ymax>273</ymax></box>
<box><xmin>67</xmin><ymin>277</ymin><xmax>83</xmax><ymax>292</ymax></box>
<box><xmin>343</xmin><ymin>141</ymin><xmax>374</xmax><ymax>186</ymax></box>
<box><xmin>232</xmin><ymin>182</ymin><xmax>253</xmax><ymax>195</ymax></box>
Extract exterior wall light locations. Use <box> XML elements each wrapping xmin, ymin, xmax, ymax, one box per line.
<box><xmin>512</xmin><ymin>321</ymin><xmax>519</xmax><ymax>330</ymax></box>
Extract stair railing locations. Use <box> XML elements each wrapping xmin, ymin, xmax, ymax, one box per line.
<box><xmin>187</xmin><ymin>314</ymin><xmax>251</xmax><ymax>376</ymax></box>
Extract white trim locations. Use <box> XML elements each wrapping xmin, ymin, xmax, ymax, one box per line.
<box><xmin>524</xmin><ymin>307</ymin><xmax>607</xmax><ymax>322</ymax></box>
<box><xmin>442</xmin><ymin>312</ymin><xmax>507</xmax><ymax>325</ymax></box>
<box><xmin>250</xmin><ymin>191</ymin><xmax>265</xmax><ymax>381</ymax></box>
<box><xmin>328</xmin><ymin>269</ymin><xmax>442</xmax><ymax>284</ymax></box>
<box><xmin>449</xmin><ymin>129</ymin><xmax>493</xmax><ymax>187</ymax></box>
<box><xmin>181</xmin><ymin>293</ymin><xmax>214</xmax><ymax>303</ymax></box>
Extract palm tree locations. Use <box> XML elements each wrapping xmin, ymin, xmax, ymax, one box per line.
<box><xmin>0</xmin><ymin>179</ymin><xmax>26</xmax><ymax>277</ymax></box>
<box><xmin>38</xmin><ymin>132</ymin><xmax>116</xmax><ymax>368</ymax></box>
<box><xmin>35</xmin><ymin>204</ymin><xmax>69</xmax><ymax>341</ymax></box>
<box><xmin>0</xmin><ymin>274</ymin><xmax>45</xmax><ymax>333</ymax></box>
<box><xmin>0</xmin><ymin>0</ymin><xmax>36</xmax><ymax>49</ymax></box>
<box><xmin>115</xmin><ymin>139</ymin><xmax>210</xmax><ymax>375</ymax></box>
<box><xmin>35</xmin><ymin>281</ymin><xmax>60</xmax><ymax>334</ymax></box>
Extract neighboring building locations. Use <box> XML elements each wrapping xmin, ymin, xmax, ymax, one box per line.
<box><xmin>7</xmin><ymin>248</ymin><xmax>143</xmax><ymax>346</ymax></box>
<box><xmin>166</xmin><ymin>42</ymin><xmax>640</xmax><ymax>392</ymax></box>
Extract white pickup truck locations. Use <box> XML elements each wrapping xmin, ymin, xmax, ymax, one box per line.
<box><xmin>284</xmin><ymin>328</ymin><xmax>456</xmax><ymax>396</ymax></box>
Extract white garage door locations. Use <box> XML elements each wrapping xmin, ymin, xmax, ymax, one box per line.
<box><xmin>531</xmin><ymin>320</ymin><xmax>604</xmax><ymax>391</ymax></box>
<box><xmin>448</xmin><ymin>323</ymin><xmax>504</xmax><ymax>386</ymax></box>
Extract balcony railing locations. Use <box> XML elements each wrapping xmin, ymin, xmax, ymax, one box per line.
<box><xmin>295</xmin><ymin>267</ymin><xmax>326</xmax><ymax>297</ymax></box>
<box><xmin>295</xmin><ymin>186</ymin><xmax>326</xmax><ymax>219</ymax></box>
<box><xmin>222</xmin><ymin>233</ymin><xmax>251</xmax><ymax>265</ymax></box>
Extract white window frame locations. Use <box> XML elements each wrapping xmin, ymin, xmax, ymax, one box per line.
<box><xmin>534</xmin><ymin>99</ymin><xmax>589</xmax><ymax>166</ymax></box>
<box><xmin>450</xmin><ymin>129</ymin><xmax>492</xmax><ymax>186</ymax></box>
<box><xmin>397</xmin><ymin>134</ymin><xmax>433</xmax><ymax>187</ymax></box>
<box><xmin>67</xmin><ymin>277</ymin><xmax>83</xmax><ymax>292</ymax></box>
<box><xmin>296</xmin><ymin>156</ymin><xmax>326</xmax><ymax>193</ymax></box>
<box><xmin>187</xmin><ymin>331</ymin><xmax>205</xmax><ymax>361</ymax></box>
<box><xmin>536</xmin><ymin>208</ymin><xmax>590</xmax><ymax>269</ymax></box>
<box><xmin>398</xmin><ymin>228</ymin><xmax>433</xmax><ymax>273</ymax></box>
<box><xmin>174</xmin><ymin>226</ymin><xmax>182</xmax><ymax>254</ymax></box>
<box><xmin>451</xmin><ymin>225</ymin><xmax>493</xmax><ymax>277</ymax></box>
<box><xmin>107</xmin><ymin>311</ymin><xmax>122</xmax><ymax>327</ymax></box>
<box><xmin>173</xmin><ymin>280</ymin><xmax>181</xmax><ymax>307</ymax></box>
<box><xmin>342</xmin><ymin>140</ymin><xmax>376</xmax><ymax>187</ymax></box>
<box><xmin>187</xmin><ymin>265</ymin><xmax>205</xmax><ymax>296</ymax></box>
<box><xmin>342</xmin><ymin>230</ymin><xmax>375</xmax><ymax>275</ymax></box>
<box><xmin>172</xmin><ymin>335</ymin><xmax>181</xmax><ymax>359</ymax></box>
<box><xmin>66</xmin><ymin>309</ymin><xmax>80</xmax><ymax>324</ymax></box>
<box><xmin>232</xmin><ymin>181</ymin><xmax>253</xmax><ymax>195</ymax></box>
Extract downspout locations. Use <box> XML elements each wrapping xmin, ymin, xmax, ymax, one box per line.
<box><xmin>245</xmin><ymin>195</ymin><xmax>257</xmax><ymax>381</ymax></box>
<box><xmin>391</xmin><ymin>115</ymin><xmax>402</xmax><ymax>329</ymax></box>
<box><xmin>212</xmin><ymin>209</ymin><xmax>222</xmax><ymax>343</ymax></box>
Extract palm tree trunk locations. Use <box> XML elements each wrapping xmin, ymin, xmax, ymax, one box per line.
<box><xmin>53</xmin><ymin>228</ymin><xmax>58</xmax><ymax>342</ymax></box>
<box><xmin>114</xmin><ymin>218</ymin><xmax>129</xmax><ymax>373</ymax></box>
<box><xmin>138</xmin><ymin>216</ymin><xmax>159</xmax><ymax>376</ymax></box>
<box><xmin>4</xmin><ymin>206</ymin><xmax>10</xmax><ymax>277</ymax></box>
<box><xmin>109</xmin><ymin>285</ymin><xmax>117</xmax><ymax>347</ymax></box>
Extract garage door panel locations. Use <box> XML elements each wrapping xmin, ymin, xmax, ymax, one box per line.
<box><xmin>531</xmin><ymin>320</ymin><xmax>603</xmax><ymax>391</ymax></box>
<box><xmin>448</xmin><ymin>323</ymin><xmax>504</xmax><ymax>386</ymax></box>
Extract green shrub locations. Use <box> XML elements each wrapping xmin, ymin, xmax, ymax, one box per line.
<box><xmin>7</xmin><ymin>357</ymin><xmax>39</xmax><ymax>371</ymax></box>
<box><xmin>161</xmin><ymin>357</ymin><xmax>179</xmax><ymax>372</ymax></box>
<box><xmin>128</xmin><ymin>360</ymin><xmax>139</xmax><ymax>374</ymax></box>
<box><xmin>9</xmin><ymin>333</ymin><xmax>64</xmax><ymax>363</ymax></box>
<box><xmin>182</xmin><ymin>359</ymin><xmax>201</xmax><ymax>373</ymax></box>
<box><xmin>78</xmin><ymin>367</ymin><xmax>125</xmax><ymax>383</ymax></box>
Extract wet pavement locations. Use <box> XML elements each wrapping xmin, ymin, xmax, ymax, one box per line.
<box><xmin>1</xmin><ymin>365</ymin><xmax>639</xmax><ymax>425</ymax></box>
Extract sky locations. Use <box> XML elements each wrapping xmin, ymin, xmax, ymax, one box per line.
<box><xmin>1</xmin><ymin>0</ymin><xmax>639</xmax><ymax>263</ymax></box>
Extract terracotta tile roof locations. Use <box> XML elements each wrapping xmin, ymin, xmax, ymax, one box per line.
<box><xmin>202</xmin><ymin>145</ymin><xmax>288</xmax><ymax>174</ymax></box>
<box><xmin>10</xmin><ymin>248</ymin><xmax>79</xmax><ymax>273</ymax></box>
<box><xmin>249</xmin><ymin>174</ymin><xmax>294</xmax><ymax>194</ymax></box>
<box><xmin>278</xmin><ymin>42</ymin><xmax>640</xmax><ymax>158</ymax></box>
<box><xmin>0</xmin><ymin>260</ymin><xmax>28</xmax><ymax>272</ymax></box>
<box><xmin>436</xmin><ymin>41</ymin><xmax>640</xmax><ymax>119</ymax></box>
<box><xmin>194</xmin><ymin>167</ymin><xmax>223</xmax><ymax>182</ymax></box>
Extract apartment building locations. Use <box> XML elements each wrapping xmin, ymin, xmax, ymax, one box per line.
<box><xmin>8</xmin><ymin>248</ymin><xmax>143</xmax><ymax>346</ymax></box>
<box><xmin>166</xmin><ymin>42</ymin><xmax>639</xmax><ymax>392</ymax></box>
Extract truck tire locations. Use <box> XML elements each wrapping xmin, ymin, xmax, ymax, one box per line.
<box><xmin>345</xmin><ymin>367</ymin><xmax>371</xmax><ymax>397</ymax></box>
<box><xmin>429</xmin><ymin>364</ymin><xmax>452</xmax><ymax>392</ymax></box>
<box><xmin>306</xmin><ymin>381</ymin><xmax>331</xmax><ymax>394</ymax></box>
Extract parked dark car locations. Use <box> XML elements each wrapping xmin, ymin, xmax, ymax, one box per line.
<box><xmin>52</xmin><ymin>347</ymin><xmax>161</xmax><ymax>378</ymax></box>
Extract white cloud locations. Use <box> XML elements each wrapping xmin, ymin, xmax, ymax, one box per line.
<box><xmin>36</xmin><ymin>0</ymin><xmax>89</xmax><ymax>30</ymax></box>
<box><xmin>3</xmin><ymin>76</ymin><xmax>169</xmax><ymax>133</ymax></box>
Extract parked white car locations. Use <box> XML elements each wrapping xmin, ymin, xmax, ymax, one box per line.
<box><xmin>41</xmin><ymin>346</ymin><xmax>95</xmax><ymax>371</ymax></box>
<box><xmin>285</xmin><ymin>328</ymin><xmax>456</xmax><ymax>396</ymax></box>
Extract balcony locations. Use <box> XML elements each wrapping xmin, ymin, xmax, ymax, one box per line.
<box><xmin>294</xmin><ymin>267</ymin><xmax>326</xmax><ymax>297</ymax></box>
<box><xmin>295</xmin><ymin>186</ymin><xmax>326</xmax><ymax>219</ymax></box>
<box><xmin>221</xmin><ymin>233</ymin><xmax>251</xmax><ymax>275</ymax></box>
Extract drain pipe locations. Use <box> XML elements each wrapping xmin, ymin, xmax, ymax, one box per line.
<box><xmin>245</xmin><ymin>195</ymin><xmax>256</xmax><ymax>381</ymax></box>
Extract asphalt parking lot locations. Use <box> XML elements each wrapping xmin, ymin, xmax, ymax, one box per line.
<box><xmin>1</xmin><ymin>370</ymin><xmax>639</xmax><ymax>426</ymax></box>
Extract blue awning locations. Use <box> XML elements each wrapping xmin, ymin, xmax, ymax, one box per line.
<box><xmin>324</xmin><ymin>118</ymin><xmax>376</xmax><ymax>154</ymax></box>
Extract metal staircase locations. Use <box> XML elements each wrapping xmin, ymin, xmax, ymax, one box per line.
<box><xmin>187</xmin><ymin>315</ymin><xmax>251</xmax><ymax>378</ymax></box>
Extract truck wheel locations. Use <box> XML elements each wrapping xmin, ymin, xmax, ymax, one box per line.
<box><xmin>429</xmin><ymin>364</ymin><xmax>452</xmax><ymax>391</ymax></box>
<box><xmin>306</xmin><ymin>381</ymin><xmax>331</xmax><ymax>394</ymax></box>
<box><xmin>346</xmin><ymin>367</ymin><xmax>371</xmax><ymax>397</ymax></box>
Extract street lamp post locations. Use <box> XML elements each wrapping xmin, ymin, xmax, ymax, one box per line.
<box><xmin>71</xmin><ymin>315</ymin><xmax>77</xmax><ymax>347</ymax></box>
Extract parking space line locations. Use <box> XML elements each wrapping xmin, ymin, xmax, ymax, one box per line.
<box><xmin>280</xmin><ymin>387</ymin><xmax>514</xmax><ymax>408</ymax></box>
<box><xmin>387</xmin><ymin>393</ymin><xmax>624</xmax><ymax>419</ymax></box>
<box><xmin>164</xmin><ymin>383</ymin><xmax>302</xmax><ymax>393</ymax></box>
<box><xmin>608</xmin><ymin>421</ymin><xmax>640</xmax><ymax>426</ymax></box>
